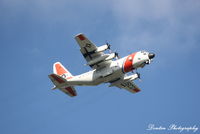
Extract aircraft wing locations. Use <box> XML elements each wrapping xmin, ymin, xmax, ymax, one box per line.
<box><xmin>75</xmin><ymin>33</ymin><xmax>111</xmax><ymax>69</ymax></box>
<box><xmin>111</xmin><ymin>79</ymin><xmax>141</xmax><ymax>94</ymax></box>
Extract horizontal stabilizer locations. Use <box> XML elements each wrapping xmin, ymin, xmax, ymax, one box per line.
<box><xmin>48</xmin><ymin>74</ymin><xmax>77</xmax><ymax>97</ymax></box>
<box><xmin>60</xmin><ymin>86</ymin><xmax>77</xmax><ymax>97</ymax></box>
<box><xmin>48</xmin><ymin>74</ymin><xmax>67</xmax><ymax>86</ymax></box>
<box><xmin>110</xmin><ymin>78</ymin><xmax>141</xmax><ymax>94</ymax></box>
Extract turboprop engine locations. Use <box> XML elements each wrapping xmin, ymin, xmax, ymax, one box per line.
<box><xmin>124</xmin><ymin>73</ymin><xmax>139</xmax><ymax>81</ymax></box>
<box><xmin>87</xmin><ymin>53</ymin><xmax>117</xmax><ymax>66</ymax></box>
<box><xmin>95</xmin><ymin>44</ymin><xmax>110</xmax><ymax>52</ymax></box>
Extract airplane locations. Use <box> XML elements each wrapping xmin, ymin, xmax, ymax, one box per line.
<box><xmin>48</xmin><ymin>33</ymin><xmax>155</xmax><ymax>97</ymax></box>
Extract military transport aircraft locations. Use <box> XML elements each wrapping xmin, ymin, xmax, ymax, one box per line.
<box><xmin>48</xmin><ymin>33</ymin><xmax>155</xmax><ymax>97</ymax></box>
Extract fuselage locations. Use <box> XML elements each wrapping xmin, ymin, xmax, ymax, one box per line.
<box><xmin>67</xmin><ymin>51</ymin><xmax>154</xmax><ymax>86</ymax></box>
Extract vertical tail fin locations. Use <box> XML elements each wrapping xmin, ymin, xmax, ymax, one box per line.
<box><xmin>49</xmin><ymin>62</ymin><xmax>77</xmax><ymax>97</ymax></box>
<box><xmin>53</xmin><ymin>62</ymin><xmax>73</xmax><ymax>79</ymax></box>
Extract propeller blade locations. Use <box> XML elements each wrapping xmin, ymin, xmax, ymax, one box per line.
<box><xmin>115</xmin><ymin>52</ymin><xmax>120</xmax><ymax>59</ymax></box>
<box><xmin>106</xmin><ymin>42</ymin><xmax>112</xmax><ymax>53</ymax></box>
<box><xmin>106</xmin><ymin>43</ymin><xmax>111</xmax><ymax>50</ymax></box>
<box><xmin>136</xmin><ymin>72</ymin><xmax>140</xmax><ymax>79</ymax></box>
<box><xmin>136</xmin><ymin>72</ymin><xmax>142</xmax><ymax>82</ymax></box>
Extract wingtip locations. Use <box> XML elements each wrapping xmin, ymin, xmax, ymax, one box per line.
<box><xmin>75</xmin><ymin>33</ymin><xmax>85</xmax><ymax>40</ymax></box>
<box><xmin>75</xmin><ymin>33</ymin><xmax>83</xmax><ymax>37</ymax></box>
<box><xmin>133</xmin><ymin>88</ymin><xmax>141</xmax><ymax>93</ymax></box>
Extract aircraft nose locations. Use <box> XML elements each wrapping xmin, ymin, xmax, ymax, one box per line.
<box><xmin>148</xmin><ymin>53</ymin><xmax>155</xmax><ymax>59</ymax></box>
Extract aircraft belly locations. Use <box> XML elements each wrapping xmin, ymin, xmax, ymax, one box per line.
<box><xmin>67</xmin><ymin>76</ymin><xmax>97</xmax><ymax>86</ymax></box>
<box><xmin>67</xmin><ymin>63</ymin><xmax>124</xmax><ymax>86</ymax></box>
<box><xmin>101</xmin><ymin>70</ymin><xmax>123</xmax><ymax>83</ymax></box>
<box><xmin>94</xmin><ymin>68</ymin><xmax>123</xmax><ymax>83</ymax></box>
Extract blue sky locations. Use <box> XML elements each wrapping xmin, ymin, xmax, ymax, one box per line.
<box><xmin>0</xmin><ymin>0</ymin><xmax>200</xmax><ymax>134</ymax></box>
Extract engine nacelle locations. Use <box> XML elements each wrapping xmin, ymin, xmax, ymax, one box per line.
<box><xmin>87</xmin><ymin>53</ymin><xmax>116</xmax><ymax>66</ymax></box>
<box><xmin>105</xmin><ymin>53</ymin><xmax>116</xmax><ymax>61</ymax></box>
<box><xmin>87</xmin><ymin>54</ymin><xmax>109</xmax><ymax>66</ymax></box>
<box><xmin>96</xmin><ymin>44</ymin><xmax>109</xmax><ymax>52</ymax></box>
<box><xmin>124</xmin><ymin>73</ymin><xmax>139</xmax><ymax>81</ymax></box>
<box><xmin>109</xmin><ymin>73</ymin><xmax>139</xmax><ymax>87</ymax></box>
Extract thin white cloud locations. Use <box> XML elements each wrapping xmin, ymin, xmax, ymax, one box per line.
<box><xmin>109</xmin><ymin>0</ymin><xmax>200</xmax><ymax>55</ymax></box>
<box><xmin>3</xmin><ymin>0</ymin><xmax>199</xmax><ymax>55</ymax></box>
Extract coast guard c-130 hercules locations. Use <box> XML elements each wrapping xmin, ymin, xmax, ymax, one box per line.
<box><xmin>48</xmin><ymin>33</ymin><xmax>155</xmax><ymax>97</ymax></box>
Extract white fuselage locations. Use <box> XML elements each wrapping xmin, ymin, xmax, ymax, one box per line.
<box><xmin>67</xmin><ymin>51</ymin><xmax>151</xmax><ymax>86</ymax></box>
<box><xmin>67</xmin><ymin>58</ymin><xmax>124</xmax><ymax>86</ymax></box>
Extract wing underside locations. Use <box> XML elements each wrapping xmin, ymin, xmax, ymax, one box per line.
<box><xmin>75</xmin><ymin>33</ymin><xmax>111</xmax><ymax>69</ymax></box>
<box><xmin>110</xmin><ymin>78</ymin><xmax>141</xmax><ymax>94</ymax></box>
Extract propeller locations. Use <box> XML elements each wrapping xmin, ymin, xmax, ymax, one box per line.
<box><xmin>115</xmin><ymin>52</ymin><xmax>120</xmax><ymax>59</ymax></box>
<box><xmin>106</xmin><ymin>42</ymin><xmax>112</xmax><ymax>53</ymax></box>
<box><xmin>106</xmin><ymin>42</ymin><xmax>111</xmax><ymax>50</ymax></box>
<box><xmin>137</xmin><ymin>72</ymin><xmax>142</xmax><ymax>82</ymax></box>
<box><xmin>132</xmin><ymin>69</ymin><xmax>142</xmax><ymax>82</ymax></box>
<box><xmin>106</xmin><ymin>41</ymin><xmax>120</xmax><ymax>60</ymax></box>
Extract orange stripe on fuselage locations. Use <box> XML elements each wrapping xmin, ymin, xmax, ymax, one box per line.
<box><xmin>123</xmin><ymin>53</ymin><xmax>137</xmax><ymax>73</ymax></box>
<box><xmin>55</xmin><ymin>63</ymin><xmax>67</xmax><ymax>76</ymax></box>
